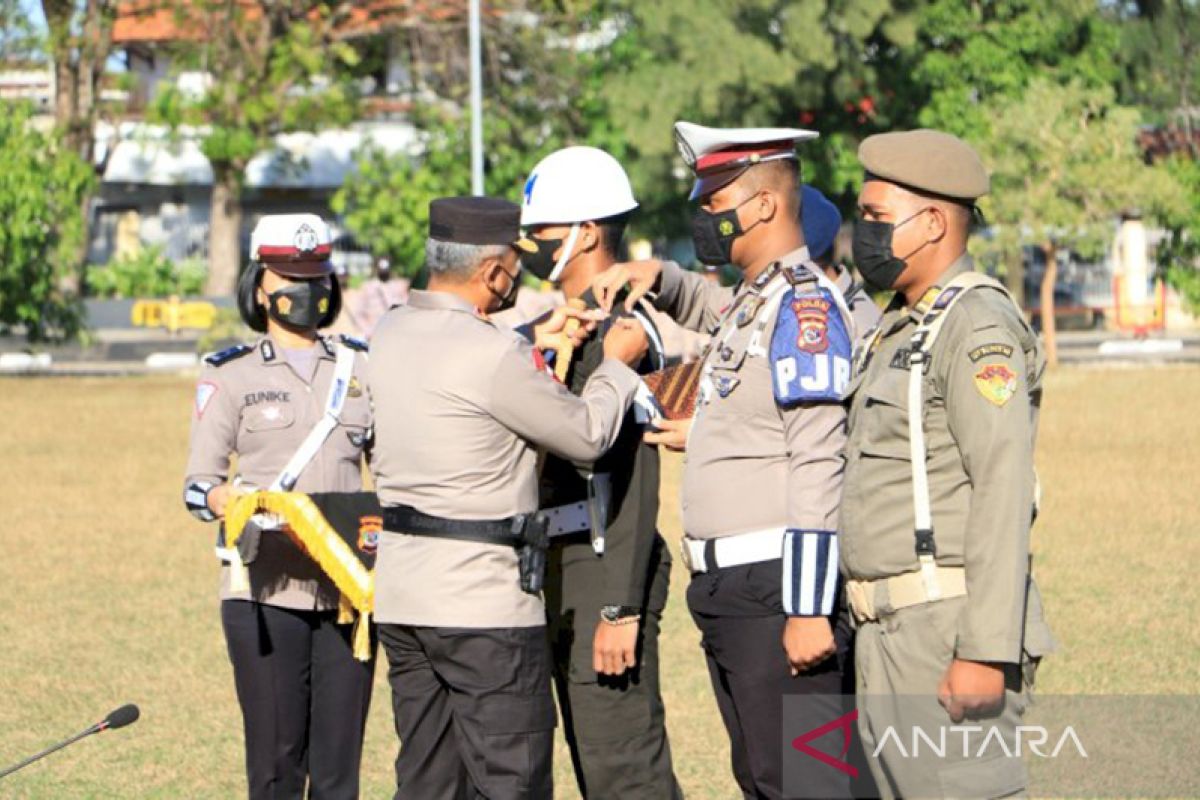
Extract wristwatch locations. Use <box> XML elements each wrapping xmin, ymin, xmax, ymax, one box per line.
<box><xmin>599</xmin><ymin>605</ymin><xmax>641</xmax><ymax>625</ymax></box>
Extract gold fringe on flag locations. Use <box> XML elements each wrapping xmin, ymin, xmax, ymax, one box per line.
<box><xmin>227</xmin><ymin>491</ymin><xmax>375</xmax><ymax>661</ymax></box>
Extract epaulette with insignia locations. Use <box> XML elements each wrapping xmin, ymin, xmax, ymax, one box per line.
<box><xmin>339</xmin><ymin>334</ymin><xmax>369</xmax><ymax>353</ymax></box>
<box><xmin>204</xmin><ymin>344</ymin><xmax>252</xmax><ymax>367</ymax></box>
<box><xmin>784</xmin><ymin>262</ymin><xmax>820</xmax><ymax>287</ymax></box>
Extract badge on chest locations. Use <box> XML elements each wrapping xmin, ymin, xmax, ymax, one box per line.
<box><xmin>769</xmin><ymin>287</ymin><xmax>852</xmax><ymax>404</ymax></box>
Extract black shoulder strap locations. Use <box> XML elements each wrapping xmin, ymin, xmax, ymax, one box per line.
<box><xmin>204</xmin><ymin>344</ymin><xmax>252</xmax><ymax>367</ymax></box>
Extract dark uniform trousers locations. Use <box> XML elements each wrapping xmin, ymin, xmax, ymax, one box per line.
<box><xmin>687</xmin><ymin>560</ymin><xmax>862</xmax><ymax>800</ymax></box>
<box><xmin>379</xmin><ymin>624</ymin><xmax>556</xmax><ymax>800</ymax></box>
<box><xmin>545</xmin><ymin>535</ymin><xmax>682</xmax><ymax>800</ymax></box>
<box><xmin>221</xmin><ymin>599</ymin><xmax>376</xmax><ymax>800</ymax></box>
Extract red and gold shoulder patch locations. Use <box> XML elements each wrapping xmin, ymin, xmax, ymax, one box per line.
<box><xmin>791</xmin><ymin>295</ymin><xmax>831</xmax><ymax>353</ymax></box>
<box><xmin>973</xmin><ymin>364</ymin><xmax>1018</xmax><ymax>406</ymax></box>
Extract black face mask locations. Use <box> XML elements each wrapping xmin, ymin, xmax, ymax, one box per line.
<box><xmin>691</xmin><ymin>194</ymin><xmax>761</xmax><ymax>266</ymax></box>
<box><xmin>520</xmin><ymin>236</ymin><xmax>562</xmax><ymax>282</ymax></box>
<box><xmin>851</xmin><ymin>209</ymin><xmax>929</xmax><ymax>292</ymax></box>
<box><xmin>486</xmin><ymin>263</ymin><xmax>521</xmax><ymax>313</ymax></box>
<box><xmin>265</xmin><ymin>281</ymin><xmax>332</xmax><ymax>330</ymax></box>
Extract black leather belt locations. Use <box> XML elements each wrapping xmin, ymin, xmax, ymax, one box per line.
<box><xmin>382</xmin><ymin>504</ymin><xmax>527</xmax><ymax>547</ymax></box>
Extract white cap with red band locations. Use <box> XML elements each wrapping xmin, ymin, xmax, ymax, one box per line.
<box><xmin>674</xmin><ymin>121</ymin><xmax>818</xmax><ymax>200</ymax></box>
<box><xmin>249</xmin><ymin>213</ymin><xmax>335</xmax><ymax>278</ymax></box>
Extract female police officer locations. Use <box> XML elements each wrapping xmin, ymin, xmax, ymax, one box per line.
<box><xmin>182</xmin><ymin>214</ymin><xmax>374</xmax><ymax>800</ymax></box>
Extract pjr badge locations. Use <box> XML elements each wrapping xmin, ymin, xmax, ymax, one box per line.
<box><xmin>358</xmin><ymin>515</ymin><xmax>383</xmax><ymax>554</ymax></box>
<box><xmin>719</xmin><ymin>219</ymin><xmax>736</xmax><ymax>237</ymax></box>
<box><xmin>974</xmin><ymin>364</ymin><xmax>1018</xmax><ymax>406</ymax></box>
<box><xmin>791</xmin><ymin>296</ymin><xmax>832</xmax><ymax>353</ymax></box>
<box><xmin>770</xmin><ymin>288</ymin><xmax>852</xmax><ymax>405</ymax></box>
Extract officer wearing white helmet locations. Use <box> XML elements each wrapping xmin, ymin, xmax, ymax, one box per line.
<box><xmin>519</xmin><ymin>147</ymin><xmax>681</xmax><ymax>799</ymax></box>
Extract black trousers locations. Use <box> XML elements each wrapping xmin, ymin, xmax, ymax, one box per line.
<box><xmin>221</xmin><ymin>599</ymin><xmax>375</xmax><ymax>800</ymax></box>
<box><xmin>379</xmin><ymin>624</ymin><xmax>556</xmax><ymax>800</ymax></box>
<box><xmin>545</xmin><ymin>538</ymin><xmax>682</xmax><ymax>800</ymax></box>
<box><xmin>687</xmin><ymin>559</ymin><xmax>857</xmax><ymax>800</ymax></box>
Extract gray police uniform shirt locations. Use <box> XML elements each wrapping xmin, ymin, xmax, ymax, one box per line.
<box><xmin>655</xmin><ymin>249</ymin><xmax>847</xmax><ymax>541</ymax></box>
<box><xmin>183</xmin><ymin>335</ymin><xmax>372</xmax><ymax>611</ymax></box>
<box><xmin>367</xmin><ymin>290</ymin><xmax>640</xmax><ymax>629</ymax></box>
<box><xmin>840</xmin><ymin>254</ymin><xmax>1052</xmax><ymax>664</ymax></box>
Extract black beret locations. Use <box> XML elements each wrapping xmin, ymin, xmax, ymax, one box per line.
<box><xmin>429</xmin><ymin>196</ymin><xmax>525</xmax><ymax>247</ymax></box>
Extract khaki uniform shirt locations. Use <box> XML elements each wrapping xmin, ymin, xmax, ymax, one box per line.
<box><xmin>183</xmin><ymin>335</ymin><xmax>372</xmax><ymax>610</ymax></box>
<box><xmin>368</xmin><ymin>290</ymin><xmax>640</xmax><ymax>628</ymax></box>
<box><xmin>840</xmin><ymin>254</ymin><xmax>1047</xmax><ymax>663</ymax></box>
<box><xmin>654</xmin><ymin>248</ymin><xmax>847</xmax><ymax>539</ymax></box>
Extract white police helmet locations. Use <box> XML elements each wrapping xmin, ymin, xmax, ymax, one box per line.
<box><xmin>520</xmin><ymin>146</ymin><xmax>638</xmax><ymax>227</ymax></box>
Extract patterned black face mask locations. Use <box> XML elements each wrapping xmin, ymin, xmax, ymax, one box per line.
<box><xmin>690</xmin><ymin>194</ymin><xmax>762</xmax><ymax>266</ymax></box>
<box><xmin>266</xmin><ymin>281</ymin><xmax>332</xmax><ymax>330</ymax></box>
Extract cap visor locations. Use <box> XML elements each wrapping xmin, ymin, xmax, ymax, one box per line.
<box><xmin>689</xmin><ymin>166</ymin><xmax>745</xmax><ymax>201</ymax></box>
<box><xmin>264</xmin><ymin>260</ymin><xmax>335</xmax><ymax>279</ymax></box>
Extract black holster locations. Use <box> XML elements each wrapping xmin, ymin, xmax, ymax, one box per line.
<box><xmin>515</xmin><ymin>512</ymin><xmax>550</xmax><ymax>595</ymax></box>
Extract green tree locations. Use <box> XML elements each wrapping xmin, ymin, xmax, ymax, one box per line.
<box><xmin>1115</xmin><ymin>0</ymin><xmax>1200</xmax><ymax>131</ymax></box>
<box><xmin>1</xmin><ymin>0</ymin><xmax>43</xmax><ymax>62</ymax></box>
<box><xmin>979</xmin><ymin>79</ymin><xmax>1187</xmax><ymax>365</ymax></box>
<box><xmin>332</xmin><ymin>125</ymin><xmax>469</xmax><ymax>280</ymax></box>
<box><xmin>334</xmin><ymin>2</ymin><xmax>627</xmax><ymax>275</ymax></box>
<box><xmin>601</xmin><ymin>0</ymin><xmax>925</xmax><ymax>236</ymax></box>
<box><xmin>0</xmin><ymin>103</ymin><xmax>94</xmax><ymax>341</ymax></box>
<box><xmin>41</xmin><ymin>0</ymin><xmax>116</xmax><ymax>166</ymax></box>
<box><xmin>150</xmin><ymin>1</ymin><xmax>361</xmax><ymax>296</ymax></box>
<box><xmin>913</xmin><ymin>0</ymin><xmax>1121</xmax><ymax>140</ymax></box>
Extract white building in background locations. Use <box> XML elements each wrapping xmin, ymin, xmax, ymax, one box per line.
<box><xmin>89</xmin><ymin>119</ymin><xmax>420</xmax><ymax>265</ymax></box>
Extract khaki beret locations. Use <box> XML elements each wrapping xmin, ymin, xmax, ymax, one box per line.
<box><xmin>858</xmin><ymin>129</ymin><xmax>989</xmax><ymax>201</ymax></box>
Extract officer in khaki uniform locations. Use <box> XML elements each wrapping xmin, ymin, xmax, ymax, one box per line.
<box><xmin>518</xmin><ymin>146</ymin><xmax>682</xmax><ymax>799</ymax></box>
<box><xmin>367</xmin><ymin>196</ymin><xmax>649</xmax><ymax>800</ymax></box>
<box><xmin>183</xmin><ymin>214</ymin><xmax>375</xmax><ymax>799</ymax></box>
<box><xmin>841</xmin><ymin>130</ymin><xmax>1056</xmax><ymax>798</ymax></box>
<box><xmin>597</xmin><ymin>122</ymin><xmax>859</xmax><ymax>800</ymax></box>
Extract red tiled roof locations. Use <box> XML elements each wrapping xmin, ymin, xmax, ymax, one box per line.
<box><xmin>112</xmin><ymin>1</ymin><xmax>487</xmax><ymax>45</ymax></box>
<box><xmin>1138</xmin><ymin>125</ymin><xmax>1200</xmax><ymax>160</ymax></box>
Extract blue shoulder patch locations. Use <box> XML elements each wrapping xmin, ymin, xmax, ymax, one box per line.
<box><xmin>203</xmin><ymin>343</ymin><xmax>252</xmax><ymax>367</ymax></box>
<box><xmin>339</xmin><ymin>334</ymin><xmax>369</xmax><ymax>353</ymax></box>
<box><xmin>770</xmin><ymin>286</ymin><xmax>852</xmax><ymax>405</ymax></box>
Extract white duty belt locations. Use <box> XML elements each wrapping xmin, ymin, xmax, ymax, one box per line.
<box><xmin>216</xmin><ymin>343</ymin><xmax>358</xmax><ymax>573</ymax></box>
<box><xmin>903</xmin><ymin>272</ymin><xmax>1027</xmax><ymax>600</ymax></box>
<box><xmin>680</xmin><ymin>528</ymin><xmax>786</xmax><ymax>574</ymax></box>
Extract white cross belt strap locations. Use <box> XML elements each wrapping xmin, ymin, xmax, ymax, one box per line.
<box><xmin>216</xmin><ymin>342</ymin><xmax>358</xmax><ymax>568</ymax></box>
<box><xmin>272</xmin><ymin>342</ymin><xmax>357</xmax><ymax>492</ymax></box>
<box><xmin>906</xmin><ymin>272</ymin><xmax>1026</xmax><ymax>600</ymax></box>
<box><xmin>681</xmin><ymin>528</ymin><xmax>786</xmax><ymax>574</ymax></box>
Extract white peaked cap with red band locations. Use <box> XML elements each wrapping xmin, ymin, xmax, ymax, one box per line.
<box><xmin>249</xmin><ymin>213</ymin><xmax>335</xmax><ymax>278</ymax></box>
<box><xmin>674</xmin><ymin>121</ymin><xmax>819</xmax><ymax>200</ymax></box>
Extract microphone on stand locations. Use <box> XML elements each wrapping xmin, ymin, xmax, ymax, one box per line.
<box><xmin>0</xmin><ymin>704</ymin><xmax>140</xmax><ymax>780</ymax></box>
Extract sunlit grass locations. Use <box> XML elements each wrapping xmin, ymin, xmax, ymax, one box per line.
<box><xmin>0</xmin><ymin>367</ymin><xmax>1195</xmax><ymax>797</ymax></box>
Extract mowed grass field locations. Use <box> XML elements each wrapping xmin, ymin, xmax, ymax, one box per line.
<box><xmin>0</xmin><ymin>366</ymin><xmax>1197</xmax><ymax>798</ymax></box>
